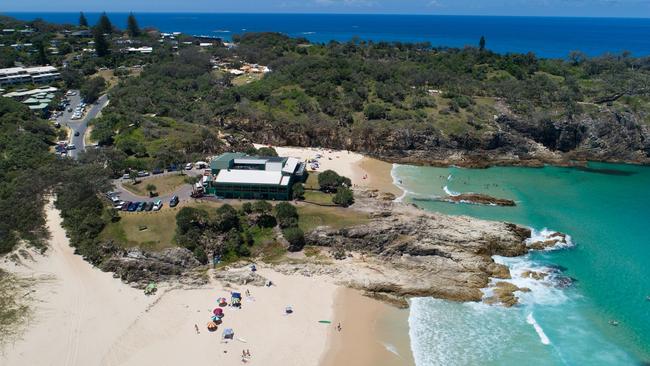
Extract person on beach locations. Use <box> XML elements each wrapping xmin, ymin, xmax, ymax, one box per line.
<box><xmin>337</xmin><ymin>323</ymin><xmax>342</xmax><ymax>332</ymax></box>
<box><xmin>246</xmin><ymin>349</ymin><xmax>251</xmax><ymax>357</ymax></box>
<box><xmin>195</xmin><ymin>324</ymin><xmax>199</xmax><ymax>334</ymax></box>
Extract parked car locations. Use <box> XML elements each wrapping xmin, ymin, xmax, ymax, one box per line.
<box><xmin>167</xmin><ymin>164</ymin><xmax>178</xmax><ymax>172</ymax></box>
<box><xmin>122</xmin><ymin>173</ymin><xmax>131</xmax><ymax>180</ymax></box>
<box><xmin>145</xmin><ymin>202</ymin><xmax>154</xmax><ymax>211</ymax></box>
<box><xmin>110</xmin><ymin>196</ymin><xmax>120</xmax><ymax>204</ymax></box>
<box><xmin>153</xmin><ymin>200</ymin><xmax>163</xmax><ymax>211</ymax></box>
<box><xmin>121</xmin><ymin>201</ymin><xmax>131</xmax><ymax>211</ymax></box>
<box><xmin>137</xmin><ymin>202</ymin><xmax>146</xmax><ymax>211</ymax></box>
<box><xmin>66</xmin><ymin>144</ymin><xmax>76</xmax><ymax>150</ymax></box>
<box><xmin>137</xmin><ymin>171</ymin><xmax>150</xmax><ymax>177</ymax></box>
<box><xmin>74</xmin><ymin>131</ymin><xmax>80</xmax><ymax>136</ymax></box>
<box><xmin>185</xmin><ymin>163</ymin><xmax>193</xmax><ymax>170</ymax></box>
<box><xmin>152</xmin><ymin>167</ymin><xmax>164</xmax><ymax>175</ymax></box>
<box><xmin>169</xmin><ymin>195</ymin><xmax>179</xmax><ymax>207</ymax></box>
<box><xmin>127</xmin><ymin>202</ymin><xmax>138</xmax><ymax>211</ymax></box>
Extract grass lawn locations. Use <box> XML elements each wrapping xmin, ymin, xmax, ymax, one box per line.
<box><xmin>303</xmin><ymin>191</ymin><xmax>335</xmax><ymax>205</ymax></box>
<box><xmin>297</xmin><ymin>205</ymin><xmax>370</xmax><ymax>232</ymax></box>
<box><xmin>123</xmin><ymin>174</ymin><xmax>188</xmax><ymax>197</ymax></box>
<box><xmin>304</xmin><ymin>172</ymin><xmax>320</xmax><ymax>190</ymax></box>
<box><xmin>101</xmin><ymin>209</ymin><xmax>179</xmax><ymax>251</ymax></box>
<box><xmin>232</xmin><ymin>73</ymin><xmax>263</xmax><ymax>86</ymax></box>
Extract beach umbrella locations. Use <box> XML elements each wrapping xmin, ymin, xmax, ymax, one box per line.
<box><xmin>207</xmin><ymin>321</ymin><xmax>218</xmax><ymax>332</ymax></box>
<box><xmin>217</xmin><ymin>297</ymin><xmax>228</xmax><ymax>306</ymax></box>
<box><xmin>213</xmin><ymin>308</ymin><xmax>224</xmax><ymax>316</ymax></box>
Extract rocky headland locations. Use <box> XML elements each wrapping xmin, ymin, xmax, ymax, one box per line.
<box><xmin>88</xmin><ymin>191</ymin><xmax>568</xmax><ymax>308</ymax></box>
<box><xmin>415</xmin><ymin>193</ymin><xmax>517</xmax><ymax>206</ymax></box>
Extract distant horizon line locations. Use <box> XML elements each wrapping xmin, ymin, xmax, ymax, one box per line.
<box><xmin>3</xmin><ymin>11</ymin><xmax>650</xmax><ymax>20</ymax></box>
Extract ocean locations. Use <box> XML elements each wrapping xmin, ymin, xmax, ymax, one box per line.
<box><xmin>392</xmin><ymin>163</ymin><xmax>650</xmax><ymax>365</ymax></box>
<box><xmin>5</xmin><ymin>12</ymin><xmax>650</xmax><ymax>58</ymax></box>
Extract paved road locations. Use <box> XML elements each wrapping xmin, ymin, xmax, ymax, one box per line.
<box><xmin>57</xmin><ymin>92</ymin><xmax>109</xmax><ymax>159</ymax></box>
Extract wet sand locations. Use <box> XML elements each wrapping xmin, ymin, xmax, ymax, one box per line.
<box><xmin>322</xmin><ymin>288</ymin><xmax>415</xmax><ymax>366</ymax></box>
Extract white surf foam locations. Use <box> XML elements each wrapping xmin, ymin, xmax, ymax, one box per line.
<box><xmin>527</xmin><ymin>313</ymin><xmax>551</xmax><ymax>345</ymax></box>
<box><xmin>526</xmin><ymin>228</ymin><xmax>574</xmax><ymax>250</ymax></box>
<box><xmin>443</xmin><ymin>185</ymin><xmax>461</xmax><ymax>197</ymax></box>
<box><xmin>390</xmin><ymin>164</ymin><xmax>408</xmax><ymax>202</ymax></box>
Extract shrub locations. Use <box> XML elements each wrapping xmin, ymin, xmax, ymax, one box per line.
<box><xmin>332</xmin><ymin>187</ymin><xmax>354</xmax><ymax>207</ymax></box>
<box><xmin>364</xmin><ymin>103</ymin><xmax>386</xmax><ymax>120</ymax></box>
<box><xmin>193</xmin><ymin>246</ymin><xmax>208</xmax><ymax>264</ymax></box>
<box><xmin>215</xmin><ymin>204</ymin><xmax>240</xmax><ymax>232</ymax></box>
<box><xmin>256</xmin><ymin>214</ymin><xmax>277</xmax><ymax>228</ymax></box>
<box><xmin>283</xmin><ymin>227</ymin><xmax>305</xmax><ymax>252</ymax></box>
<box><xmin>275</xmin><ymin>202</ymin><xmax>298</xmax><ymax>228</ymax></box>
<box><xmin>292</xmin><ymin>183</ymin><xmax>305</xmax><ymax>200</ymax></box>
<box><xmin>241</xmin><ymin>202</ymin><xmax>253</xmax><ymax>215</ymax></box>
<box><xmin>252</xmin><ymin>200</ymin><xmax>272</xmax><ymax>214</ymax></box>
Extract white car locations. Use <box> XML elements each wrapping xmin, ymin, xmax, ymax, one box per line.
<box><xmin>66</xmin><ymin>144</ymin><xmax>76</xmax><ymax>150</ymax></box>
<box><xmin>153</xmin><ymin>200</ymin><xmax>162</xmax><ymax>211</ymax></box>
<box><xmin>185</xmin><ymin>163</ymin><xmax>193</xmax><ymax>170</ymax></box>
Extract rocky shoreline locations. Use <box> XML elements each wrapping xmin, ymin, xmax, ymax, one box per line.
<box><xmin>414</xmin><ymin>193</ymin><xmax>516</xmax><ymax>206</ymax></box>
<box><xmin>93</xmin><ymin>190</ymin><xmax>568</xmax><ymax>308</ymax></box>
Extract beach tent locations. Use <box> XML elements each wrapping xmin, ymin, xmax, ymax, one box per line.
<box><xmin>222</xmin><ymin>328</ymin><xmax>234</xmax><ymax>339</ymax></box>
<box><xmin>211</xmin><ymin>316</ymin><xmax>222</xmax><ymax>324</ymax></box>
<box><xmin>207</xmin><ymin>321</ymin><xmax>218</xmax><ymax>332</ymax></box>
<box><xmin>213</xmin><ymin>308</ymin><xmax>224</xmax><ymax>317</ymax></box>
<box><xmin>231</xmin><ymin>292</ymin><xmax>242</xmax><ymax>299</ymax></box>
<box><xmin>218</xmin><ymin>297</ymin><xmax>228</xmax><ymax>306</ymax></box>
<box><xmin>285</xmin><ymin>306</ymin><xmax>293</xmax><ymax>314</ymax></box>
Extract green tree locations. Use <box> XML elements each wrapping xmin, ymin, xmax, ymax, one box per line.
<box><xmin>96</xmin><ymin>12</ymin><xmax>113</xmax><ymax>34</ymax></box>
<box><xmin>275</xmin><ymin>202</ymin><xmax>298</xmax><ymax>228</ymax></box>
<box><xmin>364</xmin><ymin>103</ymin><xmax>386</xmax><ymax>120</ymax></box>
<box><xmin>317</xmin><ymin>170</ymin><xmax>351</xmax><ymax>193</ymax></box>
<box><xmin>79</xmin><ymin>12</ymin><xmax>88</xmax><ymax>27</ymax></box>
<box><xmin>127</xmin><ymin>12</ymin><xmax>141</xmax><ymax>37</ymax></box>
<box><xmin>128</xmin><ymin>170</ymin><xmax>138</xmax><ymax>184</ymax></box>
<box><xmin>332</xmin><ymin>187</ymin><xmax>354</xmax><ymax>207</ymax></box>
<box><xmin>291</xmin><ymin>183</ymin><xmax>305</xmax><ymax>200</ymax></box>
<box><xmin>93</xmin><ymin>28</ymin><xmax>110</xmax><ymax>57</ymax></box>
<box><xmin>252</xmin><ymin>200</ymin><xmax>272</xmax><ymax>214</ymax></box>
<box><xmin>215</xmin><ymin>204</ymin><xmax>240</xmax><ymax>232</ymax></box>
<box><xmin>283</xmin><ymin>227</ymin><xmax>305</xmax><ymax>252</ymax></box>
<box><xmin>241</xmin><ymin>202</ymin><xmax>253</xmax><ymax>214</ymax></box>
<box><xmin>479</xmin><ymin>36</ymin><xmax>486</xmax><ymax>51</ymax></box>
<box><xmin>256</xmin><ymin>146</ymin><xmax>278</xmax><ymax>157</ymax></box>
<box><xmin>35</xmin><ymin>41</ymin><xmax>49</xmax><ymax>65</ymax></box>
<box><xmin>80</xmin><ymin>76</ymin><xmax>106</xmax><ymax>103</ymax></box>
<box><xmin>146</xmin><ymin>183</ymin><xmax>157</xmax><ymax>195</ymax></box>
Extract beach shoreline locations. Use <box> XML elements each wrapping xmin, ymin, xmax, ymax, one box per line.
<box><xmin>321</xmin><ymin>288</ymin><xmax>415</xmax><ymax>366</ymax></box>
<box><xmin>255</xmin><ymin>144</ymin><xmax>403</xmax><ymax>196</ymax></box>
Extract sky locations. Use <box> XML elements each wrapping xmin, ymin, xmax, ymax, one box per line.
<box><xmin>2</xmin><ymin>0</ymin><xmax>650</xmax><ymax>17</ymax></box>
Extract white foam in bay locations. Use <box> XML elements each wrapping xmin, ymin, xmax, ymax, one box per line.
<box><xmin>491</xmin><ymin>255</ymin><xmax>569</xmax><ymax>306</ymax></box>
<box><xmin>526</xmin><ymin>228</ymin><xmax>574</xmax><ymax>250</ymax></box>
<box><xmin>443</xmin><ymin>185</ymin><xmax>461</xmax><ymax>196</ymax></box>
<box><xmin>527</xmin><ymin>313</ymin><xmax>551</xmax><ymax>345</ymax></box>
<box><xmin>390</xmin><ymin>163</ymin><xmax>408</xmax><ymax>202</ymax></box>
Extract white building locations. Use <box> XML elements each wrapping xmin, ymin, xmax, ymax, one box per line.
<box><xmin>126</xmin><ymin>46</ymin><xmax>153</xmax><ymax>54</ymax></box>
<box><xmin>0</xmin><ymin>66</ymin><xmax>61</xmax><ymax>86</ymax></box>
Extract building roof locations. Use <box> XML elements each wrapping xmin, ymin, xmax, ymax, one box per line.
<box><xmin>28</xmin><ymin>103</ymin><xmax>49</xmax><ymax>110</ymax></box>
<box><xmin>282</xmin><ymin>157</ymin><xmax>301</xmax><ymax>175</ymax></box>
<box><xmin>211</xmin><ymin>152</ymin><xmax>247</xmax><ymax>170</ymax></box>
<box><xmin>234</xmin><ymin>158</ymin><xmax>267</xmax><ymax>165</ymax></box>
<box><xmin>215</xmin><ymin>170</ymin><xmax>284</xmax><ymax>185</ymax></box>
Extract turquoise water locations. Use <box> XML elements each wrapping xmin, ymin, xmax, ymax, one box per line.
<box><xmin>393</xmin><ymin>163</ymin><xmax>650</xmax><ymax>365</ymax></box>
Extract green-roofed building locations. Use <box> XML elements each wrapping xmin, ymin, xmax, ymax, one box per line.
<box><xmin>210</xmin><ymin>152</ymin><xmax>247</xmax><ymax>173</ymax></box>
<box><xmin>206</xmin><ymin>152</ymin><xmax>306</xmax><ymax>200</ymax></box>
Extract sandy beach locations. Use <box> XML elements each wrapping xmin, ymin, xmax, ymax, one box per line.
<box><xmin>322</xmin><ymin>288</ymin><xmax>415</xmax><ymax>366</ymax></box>
<box><xmin>0</xmin><ymin>202</ymin><xmax>338</xmax><ymax>366</ymax></box>
<box><xmin>255</xmin><ymin>144</ymin><xmax>402</xmax><ymax>196</ymax></box>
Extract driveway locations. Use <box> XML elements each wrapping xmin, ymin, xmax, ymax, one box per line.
<box><xmin>57</xmin><ymin>91</ymin><xmax>109</xmax><ymax>159</ymax></box>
